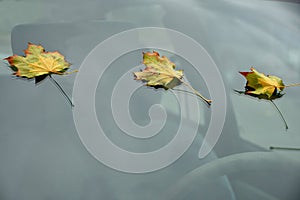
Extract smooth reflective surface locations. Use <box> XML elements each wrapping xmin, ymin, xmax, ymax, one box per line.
<box><xmin>0</xmin><ymin>0</ymin><xmax>300</xmax><ymax>199</ymax></box>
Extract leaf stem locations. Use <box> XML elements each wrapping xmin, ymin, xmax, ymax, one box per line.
<box><xmin>180</xmin><ymin>79</ymin><xmax>212</xmax><ymax>106</ymax></box>
<box><xmin>277</xmin><ymin>82</ymin><xmax>300</xmax><ymax>89</ymax></box>
<box><xmin>284</xmin><ymin>83</ymin><xmax>300</xmax><ymax>87</ymax></box>
<box><xmin>172</xmin><ymin>88</ymin><xmax>199</xmax><ymax>96</ymax></box>
<box><xmin>270</xmin><ymin>100</ymin><xmax>288</xmax><ymax>130</ymax></box>
<box><xmin>270</xmin><ymin>146</ymin><xmax>300</xmax><ymax>151</ymax></box>
<box><xmin>48</xmin><ymin>75</ymin><xmax>74</xmax><ymax>107</ymax></box>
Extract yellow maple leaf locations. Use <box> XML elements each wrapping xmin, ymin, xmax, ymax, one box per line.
<box><xmin>5</xmin><ymin>43</ymin><xmax>72</xmax><ymax>83</ymax></box>
<box><xmin>239</xmin><ymin>67</ymin><xmax>285</xmax><ymax>100</ymax></box>
<box><xmin>4</xmin><ymin>43</ymin><xmax>76</xmax><ymax>107</ymax></box>
<box><xmin>236</xmin><ymin>67</ymin><xmax>300</xmax><ymax>130</ymax></box>
<box><xmin>134</xmin><ymin>51</ymin><xmax>212</xmax><ymax>106</ymax></box>
<box><xmin>134</xmin><ymin>51</ymin><xmax>183</xmax><ymax>89</ymax></box>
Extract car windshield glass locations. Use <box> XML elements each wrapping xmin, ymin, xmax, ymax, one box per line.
<box><xmin>1</xmin><ymin>1</ymin><xmax>300</xmax><ymax>200</ymax></box>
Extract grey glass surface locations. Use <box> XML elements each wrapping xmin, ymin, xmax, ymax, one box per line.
<box><xmin>0</xmin><ymin>0</ymin><xmax>300</xmax><ymax>199</ymax></box>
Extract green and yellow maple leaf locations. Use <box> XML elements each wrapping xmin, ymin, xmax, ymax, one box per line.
<box><xmin>134</xmin><ymin>51</ymin><xmax>184</xmax><ymax>90</ymax></box>
<box><xmin>237</xmin><ymin>67</ymin><xmax>285</xmax><ymax>100</ymax></box>
<box><xmin>4</xmin><ymin>43</ymin><xmax>76</xmax><ymax>107</ymax></box>
<box><xmin>236</xmin><ymin>67</ymin><xmax>300</xmax><ymax>130</ymax></box>
<box><xmin>134</xmin><ymin>51</ymin><xmax>212</xmax><ymax>106</ymax></box>
<box><xmin>5</xmin><ymin>43</ymin><xmax>73</xmax><ymax>83</ymax></box>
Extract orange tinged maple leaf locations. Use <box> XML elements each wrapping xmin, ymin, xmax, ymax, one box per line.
<box><xmin>4</xmin><ymin>43</ymin><xmax>76</xmax><ymax>107</ymax></box>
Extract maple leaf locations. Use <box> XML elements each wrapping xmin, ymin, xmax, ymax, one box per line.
<box><xmin>237</xmin><ymin>67</ymin><xmax>285</xmax><ymax>100</ymax></box>
<box><xmin>4</xmin><ymin>43</ymin><xmax>76</xmax><ymax>107</ymax></box>
<box><xmin>5</xmin><ymin>43</ymin><xmax>72</xmax><ymax>83</ymax></box>
<box><xmin>235</xmin><ymin>67</ymin><xmax>300</xmax><ymax>130</ymax></box>
<box><xmin>134</xmin><ymin>51</ymin><xmax>212</xmax><ymax>106</ymax></box>
<box><xmin>134</xmin><ymin>51</ymin><xmax>183</xmax><ymax>90</ymax></box>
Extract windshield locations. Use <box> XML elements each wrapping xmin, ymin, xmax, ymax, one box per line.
<box><xmin>1</xmin><ymin>1</ymin><xmax>300</xmax><ymax>200</ymax></box>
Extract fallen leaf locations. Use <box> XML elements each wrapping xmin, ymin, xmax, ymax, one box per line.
<box><xmin>134</xmin><ymin>51</ymin><xmax>183</xmax><ymax>90</ymax></box>
<box><xmin>235</xmin><ymin>67</ymin><xmax>289</xmax><ymax>129</ymax></box>
<box><xmin>134</xmin><ymin>51</ymin><xmax>212</xmax><ymax>106</ymax></box>
<box><xmin>5</xmin><ymin>42</ymin><xmax>72</xmax><ymax>84</ymax></box>
<box><xmin>237</xmin><ymin>67</ymin><xmax>285</xmax><ymax>100</ymax></box>
<box><xmin>4</xmin><ymin>43</ymin><xmax>76</xmax><ymax>107</ymax></box>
